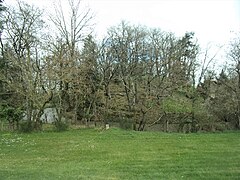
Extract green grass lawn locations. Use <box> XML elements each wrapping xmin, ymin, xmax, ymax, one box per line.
<box><xmin>0</xmin><ymin>128</ymin><xmax>239</xmax><ymax>179</ymax></box>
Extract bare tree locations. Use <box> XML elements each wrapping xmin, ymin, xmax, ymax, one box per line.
<box><xmin>48</xmin><ymin>0</ymin><xmax>94</xmax><ymax>123</ymax></box>
<box><xmin>106</xmin><ymin>22</ymin><xmax>144</xmax><ymax>128</ymax></box>
<box><xmin>228</xmin><ymin>35</ymin><xmax>240</xmax><ymax>129</ymax></box>
<box><xmin>1</xmin><ymin>1</ymin><xmax>52</xmax><ymax>129</ymax></box>
<box><xmin>98</xmin><ymin>37</ymin><xmax>118</xmax><ymax>123</ymax></box>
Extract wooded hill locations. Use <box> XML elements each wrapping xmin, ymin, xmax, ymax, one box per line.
<box><xmin>0</xmin><ymin>1</ymin><xmax>240</xmax><ymax>132</ymax></box>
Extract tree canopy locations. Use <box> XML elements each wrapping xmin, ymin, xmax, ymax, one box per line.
<box><xmin>0</xmin><ymin>0</ymin><xmax>239</xmax><ymax>132</ymax></box>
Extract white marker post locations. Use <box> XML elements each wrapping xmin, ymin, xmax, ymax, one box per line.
<box><xmin>105</xmin><ymin>123</ymin><xmax>110</xmax><ymax>130</ymax></box>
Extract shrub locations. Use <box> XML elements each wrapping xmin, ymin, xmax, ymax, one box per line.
<box><xmin>119</xmin><ymin>118</ymin><xmax>132</xmax><ymax>130</ymax></box>
<box><xmin>54</xmin><ymin>121</ymin><xmax>69</xmax><ymax>132</ymax></box>
<box><xmin>0</xmin><ymin>105</ymin><xmax>24</xmax><ymax>131</ymax></box>
<box><xmin>19</xmin><ymin>121</ymin><xmax>34</xmax><ymax>133</ymax></box>
<box><xmin>214</xmin><ymin>123</ymin><xmax>227</xmax><ymax>132</ymax></box>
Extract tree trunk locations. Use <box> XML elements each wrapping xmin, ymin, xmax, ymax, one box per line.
<box><xmin>165</xmin><ymin>119</ymin><xmax>169</xmax><ymax>133</ymax></box>
<box><xmin>138</xmin><ymin>109</ymin><xmax>146</xmax><ymax>131</ymax></box>
<box><xmin>26</xmin><ymin>97</ymin><xmax>33</xmax><ymax>122</ymax></box>
<box><xmin>122</xmin><ymin>78</ymin><xmax>132</xmax><ymax>112</ymax></box>
<box><xmin>35</xmin><ymin>91</ymin><xmax>53</xmax><ymax>130</ymax></box>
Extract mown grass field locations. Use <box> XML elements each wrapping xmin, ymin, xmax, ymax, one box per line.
<box><xmin>0</xmin><ymin>128</ymin><xmax>239</xmax><ymax>179</ymax></box>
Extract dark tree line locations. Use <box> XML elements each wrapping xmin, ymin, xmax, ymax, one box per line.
<box><xmin>0</xmin><ymin>0</ymin><xmax>239</xmax><ymax>132</ymax></box>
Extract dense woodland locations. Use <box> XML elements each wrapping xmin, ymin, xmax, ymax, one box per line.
<box><xmin>0</xmin><ymin>0</ymin><xmax>240</xmax><ymax>132</ymax></box>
